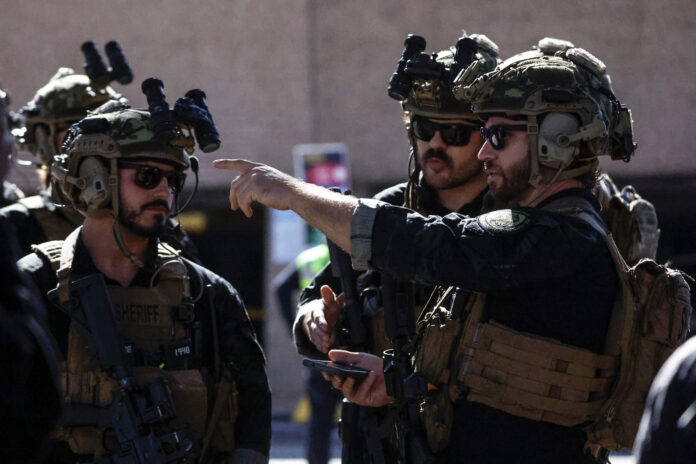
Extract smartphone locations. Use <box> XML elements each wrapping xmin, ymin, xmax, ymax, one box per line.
<box><xmin>302</xmin><ymin>358</ymin><xmax>371</xmax><ymax>379</ymax></box>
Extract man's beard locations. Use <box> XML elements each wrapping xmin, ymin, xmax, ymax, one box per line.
<box><xmin>420</xmin><ymin>148</ymin><xmax>483</xmax><ymax>190</ymax></box>
<box><xmin>119</xmin><ymin>199</ymin><xmax>169</xmax><ymax>238</ymax></box>
<box><xmin>486</xmin><ymin>155</ymin><xmax>531</xmax><ymax>205</ymax></box>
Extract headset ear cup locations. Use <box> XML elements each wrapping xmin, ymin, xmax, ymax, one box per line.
<box><xmin>77</xmin><ymin>156</ymin><xmax>111</xmax><ymax>213</ymax></box>
<box><xmin>537</xmin><ymin>112</ymin><xmax>580</xmax><ymax>168</ymax></box>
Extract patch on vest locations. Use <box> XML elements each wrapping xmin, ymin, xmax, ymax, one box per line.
<box><xmin>477</xmin><ymin>209</ymin><xmax>531</xmax><ymax>234</ymax></box>
<box><xmin>114</xmin><ymin>302</ymin><xmax>161</xmax><ymax>324</ymax></box>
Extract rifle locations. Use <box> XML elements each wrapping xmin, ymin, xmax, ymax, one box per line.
<box><xmin>381</xmin><ymin>275</ymin><xmax>435</xmax><ymax>464</ymax></box>
<box><xmin>49</xmin><ymin>273</ymin><xmax>200</xmax><ymax>463</ymax></box>
<box><xmin>325</xmin><ymin>189</ymin><xmax>384</xmax><ymax>464</ymax></box>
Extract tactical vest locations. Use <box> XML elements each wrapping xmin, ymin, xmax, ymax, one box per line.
<box><xmin>414</xmin><ymin>200</ymin><xmax>626</xmax><ymax>453</ymax></box>
<box><xmin>19</xmin><ymin>194</ymin><xmax>83</xmax><ymax>242</ymax></box>
<box><xmin>33</xmin><ymin>228</ymin><xmax>238</xmax><ymax>458</ymax></box>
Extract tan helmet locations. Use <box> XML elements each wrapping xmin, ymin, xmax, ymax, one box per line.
<box><xmin>20</xmin><ymin>68</ymin><xmax>126</xmax><ymax>166</ymax></box>
<box><xmin>52</xmin><ymin>107</ymin><xmax>190</xmax><ymax>218</ymax></box>
<box><xmin>387</xmin><ymin>32</ymin><xmax>500</xmax><ymax>210</ymax></box>
<box><xmin>462</xmin><ymin>40</ymin><xmax>636</xmax><ymax>186</ymax></box>
<box><xmin>389</xmin><ymin>32</ymin><xmax>500</xmax><ymax>120</ymax></box>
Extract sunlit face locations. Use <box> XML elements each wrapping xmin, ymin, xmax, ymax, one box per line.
<box><xmin>413</xmin><ymin>117</ymin><xmax>484</xmax><ymax>191</ymax></box>
<box><xmin>117</xmin><ymin>159</ymin><xmax>175</xmax><ymax>238</ymax></box>
<box><xmin>477</xmin><ymin>115</ymin><xmax>532</xmax><ymax>203</ymax></box>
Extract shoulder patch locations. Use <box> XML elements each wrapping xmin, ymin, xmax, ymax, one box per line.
<box><xmin>477</xmin><ymin>209</ymin><xmax>531</xmax><ymax>234</ymax></box>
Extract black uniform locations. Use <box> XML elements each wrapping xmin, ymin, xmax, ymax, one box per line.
<box><xmin>18</xmin><ymin>234</ymin><xmax>271</xmax><ymax>463</ymax></box>
<box><xmin>351</xmin><ymin>188</ymin><xmax>618</xmax><ymax>464</ymax></box>
<box><xmin>0</xmin><ymin>191</ymin><xmax>202</xmax><ymax>263</ymax></box>
<box><xmin>633</xmin><ymin>336</ymin><xmax>696</xmax><ymax>463</ymax></box>
<box><xmin>0</xmin><ymin>220</ymin><xmax>61</xmax><ymax>462</ymax></box>
<box><xmin>293</xmin><ymin>180</ymin><xmax>485</xmax><ymax>357</ymax></box>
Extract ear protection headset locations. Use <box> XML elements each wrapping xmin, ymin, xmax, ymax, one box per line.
<box><xmin>537</xmin><ymin>110</ymin><xmax>609</xmax><ymax>169</ymax></box>
<box><xmin>75</xmin><ymin>156</ymin><xmax>112</xmax><ymax>212</ymax></box>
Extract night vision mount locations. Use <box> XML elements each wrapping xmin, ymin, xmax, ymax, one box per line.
<box><xmin>81</xmin><ymin>40</ymin><xmax>134</xmax><ymax>88</ymax></box>
<box><xmin>141</xmin><ymin>77</ymin><xmax>221</xmax><ymax>155</ymax></box>
<box><xmin>387</xmin><ymin>33</ymin><xmax>499</xmax><ymax>116</ymax></box>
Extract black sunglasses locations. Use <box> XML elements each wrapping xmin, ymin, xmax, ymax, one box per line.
<box><xmin>118</xmin><ymin>161</ymin><xmax>186</xmax><ymax>193</ymax></box>
<box><xmin>480</xmin><ymin>124</ymin><xmax>528</xmax><ymax>150</ymax></box>
<box><xmin>411</xmin><ymin>116</ymin><xmax>480</xmax><ymax>146</ymax></box>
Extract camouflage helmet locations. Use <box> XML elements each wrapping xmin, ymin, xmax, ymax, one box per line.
<box><xmin>389</xmin><ymin>32</ymin><xmax>500</xmax><ymax>120</ymax></box>
<box><xmin>461</xmin><ymin>40</ymin><xmax>636</xmax><ymax>186</ymax></box>
<box><xmin>20</xmin><ymin>68</ymin><xmax>126</xmax><ymax>165</ymax></box>
<box><xmin>52</xmin><ymin>107</ymin><xmax>190</xmax><ymax>217</ymax></box>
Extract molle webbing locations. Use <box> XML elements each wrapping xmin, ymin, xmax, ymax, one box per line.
<box><xmin>451</xmin><ymin>198</ymin><xmax>621</xmax><ymax>426</ymax></box>
<box><xmin>456</xmin><ymin>321</ymin><xmax>618</xmax><ymax>426</ymax></box>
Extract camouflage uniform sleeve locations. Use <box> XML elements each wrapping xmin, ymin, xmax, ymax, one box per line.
<box><xmin>194</xmin><ymin>265</ymin><xmax>271</xmax><ymax>459</ymax></box>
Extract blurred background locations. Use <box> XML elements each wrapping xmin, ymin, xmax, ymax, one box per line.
<box><xmin>2</xmin><ymin>1</ymin><xmax>694</xmax><ymax>461</ymax></box>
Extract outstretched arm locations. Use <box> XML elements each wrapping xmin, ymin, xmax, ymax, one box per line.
<box><xmin>213</xmin><ymin>159</ymin><xmax>357</xmax><ymax>252</ymax></box>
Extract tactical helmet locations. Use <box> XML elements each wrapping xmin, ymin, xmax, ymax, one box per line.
<box><xmin>461</xmin><ymin>39</ymin><xmax>635</xmax><ymax>186</ymax></box>
<box><xmin>52</xmin><ymin>107</ymin><xmax>190</xmax><ymax>217</ymax></box>
<box><xmin>389</xmin><ymin>32</ymin><xmax>500</xmax><ymax>120</ymax></box>
<box><xmin>20</xmin><ymin>68</ymin><xmax>126</xmax><ymax>166</ymax></box>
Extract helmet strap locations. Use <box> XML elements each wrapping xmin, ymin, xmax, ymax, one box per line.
<box><xmin>108</xmin><ymin>157</ymin><xmax>144</xmax><ymax>268</ymax></box>
<box><xmin>526</xmin><ymin>115</ymin><xmax>543</xmax><ymax>187</ymax></box>
<box><xmin>111</xmin><ymin>220</ymin><xmax>145</xmax><ymax>268</ymax></box>
<box><xmin>404</xmin><ymin>127</ymin><xmax>424</xmax><ymax>213</ymax></box>
<box><xmin>109</xmin><ymin>158</ymin><xmax>120</xmax><ymax>217</ymax></box>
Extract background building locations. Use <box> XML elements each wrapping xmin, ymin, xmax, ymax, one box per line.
<box><xmin>2</xmin><ymin>0</ymin><xmax>694</xmax><ymax>414</ymax></box>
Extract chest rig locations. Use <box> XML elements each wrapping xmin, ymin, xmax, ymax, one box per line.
<box><xmin>34</xmin><ymin>228</ymin><xmax>237</xmax><ymax>458</ymax></box>
<box><xmin>51</xmin><ymin>228</ymin><xmax>200</xmax><ymax>373</ymax></box>
<box><xmin>413</xmin><ymin>201</ymin><xmax>622</xmax><ymax>453</ymax></box>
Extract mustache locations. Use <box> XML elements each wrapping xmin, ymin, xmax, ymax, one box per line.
<box><xmin>422</xmin><ymin>149</ymin><xmax>450</xmax><ymax>164</ymax></box>
<box><xmin>140</xmin><ymin>199</ymin><xmax>170</xmax><ymax>213</ymax></box>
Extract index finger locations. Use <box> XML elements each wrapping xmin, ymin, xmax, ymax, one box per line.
<box><xmin>212</xmin><ymin>158</ymin><xmax>259</xmax><ymax>173</ymax></box>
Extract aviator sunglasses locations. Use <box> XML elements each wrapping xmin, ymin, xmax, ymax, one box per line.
<box><xmin>118</xmin><ymin>161</ymin><xmax>186</xmax><ymax>193</ymax></box>
<box><xmin>411</xmin><ymin>115</ymin><xmax>480</xmax><ymax>146</ymax></box>
<box><xmin>480</xmin><ymin>124</ymin><xmax>528</xmax><ymax>150</ymax></box>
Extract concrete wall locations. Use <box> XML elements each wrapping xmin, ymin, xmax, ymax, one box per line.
<box><xmin>2</xmin><ymin>0</ymin><xmax>694</xmax><ymax>414</ymax></box>
<box><xmin>305</xmin><ymin>0</ymin><xmax>696</xmax><ymax>186</ymax></box>
<box><xmin>3</xmin><ymin>0</ymin><xmax>695</xmax><ymax>192</ymax></box>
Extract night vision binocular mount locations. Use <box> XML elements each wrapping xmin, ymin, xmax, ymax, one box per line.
<box><xmin>81</xmin><ymin>40</ymin><xmax>134</xmax><ymax>88</ymax></box>
<box><xmin>140</xmin><ymin>77</ymin><xmax>221</xmax><ymax>216</ymax></box>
